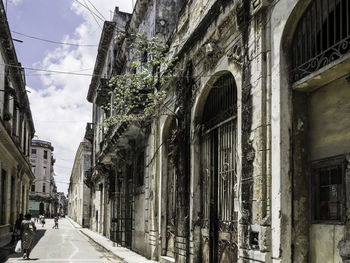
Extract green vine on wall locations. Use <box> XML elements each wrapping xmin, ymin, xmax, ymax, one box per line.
<box><xmin>103</xmin><ymin>33</ymin><xmax>176</xmax><ymax>127</ymax></box>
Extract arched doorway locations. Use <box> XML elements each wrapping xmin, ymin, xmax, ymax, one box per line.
<box><xmin>161</xmin><ymin>117</ymin><xmax>177</xmax><ymax>259</ymax></box>
<box><xmin>289</xmin><ymin>0</ymin><xmax>350</xmax><ymax>262</ymax></box>
<box><xmin>200</xmin><ymin>72</ymin><xmax>238</xmax><ymax>263</ymax></box>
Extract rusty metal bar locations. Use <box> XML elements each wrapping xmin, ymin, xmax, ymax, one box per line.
<box><xmin>320</xmin><ymin>0</ymin><xmax>324</xmax><ymax>52</ymax></box>
<box><xmin>314</xmin><ymin>0</ymin><xmax>318</xmax><ymax>56</ymax></box>
<box><xmin>327</xmin><ymin>0</ymin><xmax>330</xmax><ymax>47</ymax></box>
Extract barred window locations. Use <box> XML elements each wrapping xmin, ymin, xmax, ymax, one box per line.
<box><xmin>291</xmin><ymin>0</ymin><xmax>350</xmax><ymax>82</ymax></box>
<box><xmin>312</xmin><ymin>155</ymin><xmax>346</xmax><ymax>222</ymax></box>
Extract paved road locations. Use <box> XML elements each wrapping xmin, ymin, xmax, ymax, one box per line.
<box><xmin>4</xmin><ymin>218</ymin><xmax>122</xmax><ymax>263</ymax></box>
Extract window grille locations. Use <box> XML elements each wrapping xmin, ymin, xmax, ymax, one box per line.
<box><xmin>312</xmin><ymin>155</ymin><xmax>346</xmax><ymax>222</ymax></box>
<box><xmin>202</xmin><ymin>73</ymin><xmax>237</xmax><ymax>129</ymax></box>
<box><xmin>291</xmin><ymin>0</ymin><xmax>350</xmax><ymax>82</ymax></box>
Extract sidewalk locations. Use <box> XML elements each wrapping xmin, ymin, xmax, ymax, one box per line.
<box><xmin>0</xmin><ymin>237</ymin><xmax>15</xmax><ymax>262</ymax></box>
<box><xmin>67</xmin><ymin>217</ymin><xmax>158</xmax><ymax>263</ymax></box>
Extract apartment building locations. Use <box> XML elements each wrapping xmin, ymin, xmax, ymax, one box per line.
<box><xmin>29</xmin><ymin>139</ymin><xmax>57</xmax><ymax>217</ymax></box>
<box><xmin>0</xmin><ymin>0</ymin><xmax>35</xmax><ymax>246</ymax></box>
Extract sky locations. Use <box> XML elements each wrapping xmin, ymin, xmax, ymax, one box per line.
<box><xmin>5</xmin><ymin>0</ymin><xmax>134</xmax><ymax>193</ymax></box>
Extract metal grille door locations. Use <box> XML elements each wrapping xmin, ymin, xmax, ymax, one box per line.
<box><xmin>201</xmin><ymin>120</ymin><xmax>237</xmax><ymax>263</ymax></box>
<box><xmin>200</xmin><ymin>73</ymin><xmax>237</xmax><ymax>263</ymax></box>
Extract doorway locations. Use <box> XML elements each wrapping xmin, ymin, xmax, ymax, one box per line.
<box><xmin>200</xmin><ymin>73</ymin><xmax>238</xmax><ymax>263</ymax></box>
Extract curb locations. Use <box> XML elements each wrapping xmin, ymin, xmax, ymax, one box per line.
<box><xmin>66</xmin><ymin>217</ymin><xmax>81</xmax><ymax>229</ymax></box>
<box><xmin>79</xmin><ymin>230</ymin><xmax>126</xmax><ymax>263</ymax></box>
<box><xmin>67</xmin><ymin>218</ymin><xmax>156</xmax><ymax>263</ymax></box>
<box><xmin>67</xmin><ymin>217</ymin><xmax>126</xmax><ymax>262</ymax></box>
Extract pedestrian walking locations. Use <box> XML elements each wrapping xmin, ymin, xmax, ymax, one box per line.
<box><xmin>21</xmin><ymin>213</ymin><xmax>36</xmax><ymax>260</ymax></box>
<box><xmin>40</xmin><ymin>215</ymin><xmax>45</xmax><ymax>227</ymax></box>
<box><xmin>52</xmin><ymin>216</ymin><xmax>59</xmax><ymax>229</ymax></box>
<box><xmin>12</xmin><ymin>213</ymin><xmax>23</xmax><ymax>243</ymax></box>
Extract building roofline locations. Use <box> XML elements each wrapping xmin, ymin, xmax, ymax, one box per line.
<box><xmin>31</xmin><ymin>139</ymin><xmax>54</xmax><ymax>151</ymax></box>
<box><xmin>86</xmin><ymin>21</ymin><xmax>116</xmax><ymax>103</ymax></box>
<box><xmin>0</xmin><ymin>1</ymin><xmax>35</xmax><ymax>135</ymax></box>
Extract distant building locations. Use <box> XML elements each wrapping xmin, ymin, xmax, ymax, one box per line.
<box><xmin>68</xmin><ymin>138</ymin><xmax>92</xmax><ymax>227</ymax></box>
<box><xmin>0</xmin><ymin>0</ymin><xmax>35</xmax><ymax>246</ymax></box>
<box><xmin>29</xmin><ymin>139</ymin><xmax>57</xmax><ymax>217</ymax></box>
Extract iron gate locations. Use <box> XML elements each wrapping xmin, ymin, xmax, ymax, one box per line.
<box><xmin>115</xmin><ymin>167</ymin><xmax>134</xmax><ymax>248</ymax></box>
<box><xmin>165</xmin><ymin>119</ymin><xmax>177</xmax><ymax>258</ymax></box>
<box><xmin>201</xmin><ymin>73</ymin><xmax>238</xmax><ymax>263</ymax></box>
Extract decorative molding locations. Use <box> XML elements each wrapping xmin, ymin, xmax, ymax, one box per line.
<box><xmin>228</xmin><ymin>39</ymin><xmax>243</xmax><ymax>66</ymax></box>
<box><xmin>251</xmin><ymin>0</ymin><xmax>270</xmax><ymax>16</ymax></box>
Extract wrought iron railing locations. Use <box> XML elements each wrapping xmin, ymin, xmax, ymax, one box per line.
<box><xmin>291</xmin><ymin>0</ymin><xmax>350</xmax><ymax>82</ymax></box>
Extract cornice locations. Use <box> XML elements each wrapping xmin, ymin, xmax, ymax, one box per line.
<box><xmin>87</xmin><ymin>21</ymin><xmax>116</xmax><ymax>103</ymax></box>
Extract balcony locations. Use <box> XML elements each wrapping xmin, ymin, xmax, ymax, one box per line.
<box><xmin>95</xmin><ymin>78</ymin><xmax>111</xmax><ymax>107</ymax></box>
<box><xmin>84</xmin><ymin>122</ymin><xmax>94</xmax><ymax>142</ymax></box>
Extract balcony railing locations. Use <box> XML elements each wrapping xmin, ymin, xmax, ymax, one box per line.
<box><xmin>95</xmin><ymin>78</ymin><xmax>111</xmax><ymax>106</ymax></box>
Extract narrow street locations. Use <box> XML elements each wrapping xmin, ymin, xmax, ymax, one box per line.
<box><xmin>4</xmin><ymin>219</ymin><xmax>122</xmax><ymax>263</ymax></box>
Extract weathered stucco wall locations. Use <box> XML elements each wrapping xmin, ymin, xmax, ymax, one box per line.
<box><xmin>133</xmin><ymin>193</ymin><xmax>147</xmax><ymax>255</ymax></box>
<box><xmin>310</xmin><ymin>224</ymin><xmax>345</xmax><ymax>263</ymax></box>
<box><xmin>308</xmin><ymin>77</ymin><xmax>350</xmax><ymax>161</ymax></box>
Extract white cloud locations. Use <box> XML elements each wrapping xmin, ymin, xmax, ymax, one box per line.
<box><xmin>28</xmin><ymin>0</ymin><xmax>134</xmax><ymax>193</ymax></box>
<box><xmin>9</xmin><ymin>0</ymin><xmax>22</xmax><ymax>5</ymax></box>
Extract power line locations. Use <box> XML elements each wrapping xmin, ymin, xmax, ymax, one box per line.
<box><xmin>82</xmin><ymin>0</ymin><xmax>102</xmax><ymax>30</ymax></box>
<box><xmin>11</xmin><ymin>31</ymin><xmax>98</xmax><ymax>47</ymax></box>
<box><xmin>73</xmin><ymin>0</ymin><xmax>105</xmax><ymax>22</ymax></box>
<box><xmin>85</xmin><ymin>0</ymin><xmax>106</xmax><ymax>21</ymax></box>
<box><xmin>1</xmin><ymin>63</ymin><xmax>100</xmax><ymax>77</ymax></box>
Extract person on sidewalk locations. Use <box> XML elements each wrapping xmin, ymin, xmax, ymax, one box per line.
<box><xmin>12</xmin><ymin>214</ymin><xmax>23</xmax><ymax>243</ymax></box>
<box><xmin>52</xmin><ymin>216</ymin><xmax>59</xmax><ymax>229</ymax></box>
<box><xmin>40</xmin><ymin>215</ymin><xmax>45</xmax><ymax>227</ymax></box>
<box><xmin>21</xmin><ymin>213</ymin><xmax>36</xmax><ymax>260</ymax></box>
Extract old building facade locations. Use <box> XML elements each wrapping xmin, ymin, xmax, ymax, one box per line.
<box><xmin>29</xmin><ymin>139</ymin><xmax>57</xmax><ymax>217</ymax></box>
<box><xmin>84</xmin><ymin>0</ymin><xmax>350</xmax><ymax>263</ymax></box>
<box><xmin>0</xmin><ymin>0</ymin><xmax>35</xmax><ymax>246</ymax></box>
<box><xmin>57</xmin><ymin>192</ymin><xmax>68</xmax><ymax>216</ymax></box>
<box><xmin>68</xmin><ymin>139</ymin><xmax>92</xmax><ymax>227</ymax></box>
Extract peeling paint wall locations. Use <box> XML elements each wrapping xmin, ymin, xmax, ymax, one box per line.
<box><xmin>310</xmin><ymin>224</ymin><xmax>345</xmax><ymax>263</ymax></box>
<box><xmin>308</xmin><ymin>77</ymin><xmax>350</xmax><ymax>161</ymax></box>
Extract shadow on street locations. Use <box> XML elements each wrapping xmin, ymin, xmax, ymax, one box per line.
<box><xmin>2</xmin><ymin>229</ymin><xmax>46</xmax><ymax>261</ymax></box>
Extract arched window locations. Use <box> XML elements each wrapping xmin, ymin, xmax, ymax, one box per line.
<box><xmin>202</xmin><ymin>73</ymin><xmax>237</xmax><ymax>130</ymax></box>
<box><xmin>290</xmin><ymin>0</ymin><xmax>350</xmax><ymax>82</ymax></box>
